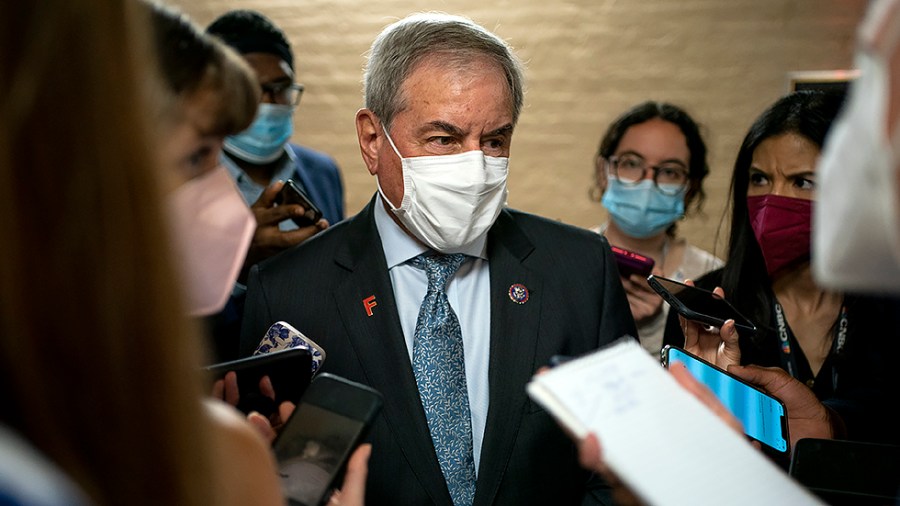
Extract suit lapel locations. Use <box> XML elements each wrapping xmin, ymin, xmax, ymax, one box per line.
<box><xmin>474</xmin><ymin>210</ymin><xmax>543</xmax><ymax>506</ymax></box>
<box><xmin>331</xmin><ymin>198</ymin><xmax>452</xmax><ymax>505</ymax></box>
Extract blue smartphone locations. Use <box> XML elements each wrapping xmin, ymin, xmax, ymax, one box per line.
<box><xmin>661</xmin><ymin>345</ymin><xmax>790</xmax><ymax>454</ymax></box>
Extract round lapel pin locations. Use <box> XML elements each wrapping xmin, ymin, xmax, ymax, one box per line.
<box><xmin>508</xmin><ymin>283</ymin><xmax>529</xmax><ymax>304</ymax></box>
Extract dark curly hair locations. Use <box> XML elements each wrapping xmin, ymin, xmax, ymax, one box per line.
<box><xmin>206</xmin><ymin>9</ymin><xmax>293</xmax><ymax>70</ymax></box>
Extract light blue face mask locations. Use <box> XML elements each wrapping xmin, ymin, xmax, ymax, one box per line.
<box><xmin>601</xmin><ymin>178</ymin><xmax>686</xmax><ymax>238</ymax></box>
<box><xmin>223</xmin><ymin>103</ymin><xmax>293</xmax><ymax>164</ymax></box>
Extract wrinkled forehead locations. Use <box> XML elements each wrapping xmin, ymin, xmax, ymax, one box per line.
<box><xmin>395</xmin><ymin>53</ymin><xmax>514</xmax><ymax>116</ymax></box>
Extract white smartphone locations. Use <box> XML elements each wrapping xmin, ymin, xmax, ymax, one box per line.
<box><xmin>255</xmin><ymin>321</ymin><xmax>326</xmax><ymax>375</ymax></box>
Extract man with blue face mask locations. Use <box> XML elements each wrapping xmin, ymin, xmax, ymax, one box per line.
<box><xmin>206</xmin><ymin>10</ymin><xmax>344</xmax><ymax>256</ymax></box>
<box><xmin>240</xmin><ymin>12</ymin><xmax>636</xmax><ymax>506</ymax></box>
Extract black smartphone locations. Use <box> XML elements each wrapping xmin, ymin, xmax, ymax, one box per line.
<box><xmin>275</xmin><ymin>179</ymin><xmax>323</xmax><ymax>228</ymax></box>
<box><xmin>662</xmin><ymin>345</ymin><xmax>790</xmax><ymax>455</ymax></box>
<box><xmin>273</xmin><ymin>373</ymin><xmax>383</xmax><ymax>506</ymax></box>
<box><xmin>610</xmin><ymin>245</ymin><xmax>655</xmax><ymax>278</ymax></box>
<box><xmin>205</xmin><ymin>348</ymin><xmax>312</xmax><ymax>416</ymax></box>
<box><xmin>789</xmin><ymin>438</ymin><xmax>900</xmax><ymax>505</ymax></box>
<box><xmin>647</xmin><ymin>274</ymin><xmax>757</xmax><ymax>337</ymax></box>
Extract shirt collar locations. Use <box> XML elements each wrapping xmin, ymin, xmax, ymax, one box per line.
<box><xmin>373</xmin><ymin>194</ymin><xmax>488</xmax><ymax>269</ymax></box>
<box><xmin>220</xmin><ymin>147</ymin><xmax>294</xmax><ymax>186</ymax></box>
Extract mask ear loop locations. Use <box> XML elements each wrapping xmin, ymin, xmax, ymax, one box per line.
<box><xmin>375</xmin><ymin>124</ymin><xmax>405</xmax><ymax>210</ymax></box>
<box><xmin>381</xmin><ymin>124</ymin><xmax>405</xmax><ymax>160</ymax></box>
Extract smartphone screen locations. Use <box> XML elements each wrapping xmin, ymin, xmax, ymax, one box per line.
<box><xmin>273</xmin><ymin>374</ymin><xmax>383</xmax><ymax>506</ymax></box>
<box><xmin>648</xmin><ymin>275</ymin><xmax>756</xmax><ymax>336</ymax></box>
<box><xmin>665</xmin><ymin>346</ymin><xmax>789</xmax><ymax>453</ymax></box>
<box><xmin>276</xmin><ymin>403</ymin><xmax>366</xmax><ymax>506</ymax></box>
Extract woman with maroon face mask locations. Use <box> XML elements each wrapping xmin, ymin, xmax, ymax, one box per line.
<box><xmin>662</xmin><ymin>91</ymin><xmax>900</xmax><ymax>449</ymax></box>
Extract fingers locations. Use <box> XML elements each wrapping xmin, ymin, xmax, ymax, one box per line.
<box><xmin>578</xmin><ymin>433</ymin><xmax>603</xmax><ymax>471</ymax></box>
<box><xmin>331</xmin><ymin>444</ymin><xmax>371</xmax><ymax>506</ymax></box>
<box><xmin>279</xmin><ymin>221</ymin><xmax>328</xmax><ymax>243</ymax></box>
<box><xmin>223</xmin><ymin>371</ymin><xmax>240</xmax><ymax>406</ymax></box>
<box><xmin>727</xmin><ymin>364</ymin><xmax>791</xmax><ymax>392</ymax></box>
<box><xmin>246</xmin><ymin>411</ymin><xmax>278</xmax><ymax>444</ymax></box>
<box><xmin>212</xmin><ymin>379</ymin><xmax>225</xmax><ymax>400</ymax></box>
<box><xmin>251</xmin><ymin>181</ymin><xmax>285</xmax><ymax>210</ymax></box>
<box><xmin>277</xmin><ymin>401</ymin><xmax>296</xmax><ymax>428</ymax></box>
<box><xmin>259</xmin><ymin>375</ymin><xmax>276</xmax><ymax>401</ymax></box>
<box><xmin>255</xmin><ymin>203</ymin><xmax>305</xmax><ymax>228</ymax></box>
<box><xmin>253</xmin><ymin>221</ymin><xmax>326</xmax><ymax>250</ymax></box>
<box><xmin>680</xmin><ymin>315</ymin><xmax>700</xmax><ymax>349</ymax></box>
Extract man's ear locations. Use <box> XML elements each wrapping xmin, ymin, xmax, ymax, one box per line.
<box><xmin>356</xmin><ymin>109</ymin><xmax>381</xmax><ymax>176</ymax></box>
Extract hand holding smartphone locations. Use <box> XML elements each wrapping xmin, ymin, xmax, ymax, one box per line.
<box><xmin>273</xmin><ymin>373</ymin><xmax>383</xmax><ymax>506</ymax></box>
<box><xmin>662</xmin><ymin>345</ymin><xmax>790</xmax><ymax>455</ymax></box>
<box><xmin>647</xmin><ymin>275</ymin><xmax>757</xmax><ymax>337</ymax></box>
<box><xmin>275</xmin><ymin>179</ymin><xmax>323</xmax><ymax>228</ymax></box>
<box><xmin>206</xmin><ymin>347</ymin><xmax>313</xmax><ymax>416</ymax></box>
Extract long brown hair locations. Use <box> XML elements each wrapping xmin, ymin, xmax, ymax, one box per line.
<box><xmin>0</xmin><ymin>1</ymin><xmax>213</xmax><ymax>504</ymax></box>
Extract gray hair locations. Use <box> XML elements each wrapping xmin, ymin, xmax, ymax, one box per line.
<box><xmin>363</xmin><ymin>12</ymin><xmax>526</xmax><ymax>128</ymax></box>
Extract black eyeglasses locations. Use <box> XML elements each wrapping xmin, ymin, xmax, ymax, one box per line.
<box><xmin>607</xmin><ymin>154</ymin><xmax>689</xmax><ymax>196</ymax></box>
<box><xmin>260</xmin><ymin>82</ymin><xmax>304</xmax><ymax>106</ymax></box>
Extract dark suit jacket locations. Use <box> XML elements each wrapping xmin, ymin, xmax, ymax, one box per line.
<box><xmin>288</xmin><ymin>143</ymin><xmax>345</xmax><ymax>225</ymax></box>
<box><xmin>241</xmin><ymin>197</ymin><xmax>637</xmax><ymax>506</ymax></box>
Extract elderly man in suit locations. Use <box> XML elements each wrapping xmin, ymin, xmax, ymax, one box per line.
<box><xmin>241</xmin><ymin>12</ymin><xmax>636</xmax><ymax>506</ymax></box>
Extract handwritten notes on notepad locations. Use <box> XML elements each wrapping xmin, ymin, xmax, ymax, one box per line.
<box><xmin>526</xmin><ymin>339</ymin><xmax>822</xmax><ymax>506</ymax></box>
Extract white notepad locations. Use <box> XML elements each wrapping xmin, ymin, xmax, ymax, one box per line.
<box><xmin>527</xmin><ymin>339</ymin><xmax>822</xmax><ymax>506</ymax></box>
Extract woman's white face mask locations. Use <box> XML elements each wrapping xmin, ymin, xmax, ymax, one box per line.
<box><xmin>167</xmin><ymin>166</ymin><xmax>255</xmax><ymax>315</ymax></box>
<box><xmin>814</xmin><ymin>1</ymin><xmax>900</xmax><ymax>293</ymax></box>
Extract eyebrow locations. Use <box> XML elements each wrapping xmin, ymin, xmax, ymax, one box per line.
<box><xmin>618</xmin><ymin>150</ymin><xmax>687</xmax><ymax>166</ymax></box>
<box><xmin>419</xmin><ymin>121</ymin><xmax>514</xmax><ymax>139</ymax></box>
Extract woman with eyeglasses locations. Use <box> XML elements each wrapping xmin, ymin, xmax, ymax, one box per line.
<box><xmin>663</xmin><ymin>90</ymin><xmax>900</xmax><ymax>448</ymax></box>
<box><xmin>591</xmin><ymin>102</ymin><xmax>722</xmax><ymax>356</ymax></box>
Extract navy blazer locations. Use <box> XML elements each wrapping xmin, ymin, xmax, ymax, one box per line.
<box><xmin>241</xmin><ymin>197</ymin><xmax>637</xmax><ymax>506</ymax></box>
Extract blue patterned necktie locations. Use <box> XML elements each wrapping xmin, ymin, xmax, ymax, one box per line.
<box><xmin>409</xmin><ymin>253</ymin><xmax>476</xmax><ymax>506</ymax></box>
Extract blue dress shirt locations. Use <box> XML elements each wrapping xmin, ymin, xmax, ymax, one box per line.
<box><xmin>373</xmin><ymin>196</ymin><xmax>491</xmax><ymax>475</ymax></box>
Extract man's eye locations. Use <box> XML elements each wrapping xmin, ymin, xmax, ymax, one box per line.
<box><xmin>429</xmin><ymin>136</ymin><xmax>454</xmax><ymax>146</ymax></box>
<box><xmin>484</xmin><ymin>138</ymin><xmax>505</xmax><ymax>150</ymax></box>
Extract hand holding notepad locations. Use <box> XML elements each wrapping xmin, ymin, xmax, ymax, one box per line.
<box><xmin>527</xmin><ymin>339</ymin><xmax>822</xmax><ymax>506</ymax></box>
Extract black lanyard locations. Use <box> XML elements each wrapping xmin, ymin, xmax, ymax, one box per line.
<box><xmin>773</xmin><ymin>300</ymin><xmax>848</xmax><ymax>390</ymax></box>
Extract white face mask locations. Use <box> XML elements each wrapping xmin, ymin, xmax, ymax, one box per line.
<box><xmin>813</xmin><ymin>6</ymin><xmax>900</xmax><ymax>293</ymax></box>
<box><xmin>378</xmin><ymin>127</ymin><xmax>509</xmax><ymax>252</ymax></box>
<box><xmin>168</xmin><ymin>166</ymin><xmax>256</xmax><ymax>315</ymax></box>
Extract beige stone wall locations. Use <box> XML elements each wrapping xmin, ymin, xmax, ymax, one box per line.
<box><xmin>173</xmin><ymin>0</ymin><xmax>866</xmax><ymax>256</ymax></box>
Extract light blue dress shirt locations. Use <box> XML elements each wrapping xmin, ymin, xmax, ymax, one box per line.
<box><xmin>373</xmin><ymin>196</ymin><xmax>491</xmax><ymax>475</ymax></box>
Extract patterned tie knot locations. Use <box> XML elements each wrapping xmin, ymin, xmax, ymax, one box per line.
<box><xmin>410</xmin><ymin>253</ymin><xmax>466</xmax><ymax>293</ymax></box>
